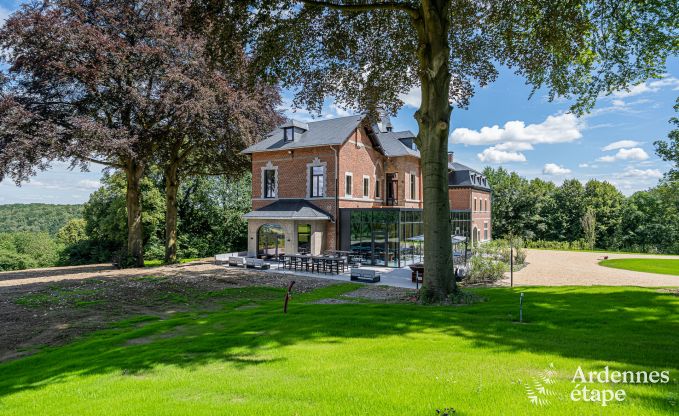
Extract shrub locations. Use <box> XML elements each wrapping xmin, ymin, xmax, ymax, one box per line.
<box><xmin>465</xmin><ymin>254</ymin><xmax>507</xmax><ymax>283</ymax></box>
<box><xmin>0</xmin><ymin>249</ymin><xmax>39</xmax><ymax>271</ymax></box>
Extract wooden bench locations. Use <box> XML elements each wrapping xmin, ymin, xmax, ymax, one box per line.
<box><xmin>228</xmin><ymin>256</ymin><xmax>246</xmax><ymax>267</ymax></box>
<box><xmin>245</xmin><ymin>257</ymin><xmax>270</xmax><ymax>270</ymax></box>
<box><xmin>350</xmin><ymin>268</ymin><xmax>381</xmax><ymax>283</ymax></box>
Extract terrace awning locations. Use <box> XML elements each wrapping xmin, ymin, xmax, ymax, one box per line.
<box><xmin>243</xmin><ymin>199</ymin><xmax>332</xmax><ymax>221</ymax></box>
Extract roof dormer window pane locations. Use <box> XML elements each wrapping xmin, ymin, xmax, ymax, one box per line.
<box><xmin>283</xmin><ymin>127</ymin><xmax>294</xmax><ymax>142</ymax></box>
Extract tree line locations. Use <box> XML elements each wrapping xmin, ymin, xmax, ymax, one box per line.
<box><xmin>0</xmin><ymin>204</ymin><xmax>83</xmax><ymax>235</ymax></box>
<box><xmin>1</xmin><ymin>0</ymin><xmax>676</xmax><ymax>300</ymax></box>
<box><xmin>484</xmin><ymin>170</ymin><xmax>679</xmax><ymax>254</ymax></box>
<box><xmin>0</xmin><ymin>173</ymin><xmax>251</xmax><ymax>272</ymax></box>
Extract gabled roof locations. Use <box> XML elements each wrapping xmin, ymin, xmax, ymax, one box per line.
<box><xmin>242</xmin><ymin>199</ymin><xmax>333</xmax><ymax>221</ymax></box>
<box><xmin>242</xmin><ymin>115</ymin><xmax>365</xmax><ymax>154</ymax></box>
<box><xmin>448</xmin><ymin>162</ymin><xmax>491</xmax><ymax>191</ymax></box>
<box><xmin>375</xmin><ymin>131</ymin><xmax>420</xmax><ymax>157</ymax></box>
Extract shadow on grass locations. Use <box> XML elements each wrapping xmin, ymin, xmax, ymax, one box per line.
<box><xmin>0</xmin><ymin>284</ymin><xmax>677</xmax><ymax>399</ymax></box>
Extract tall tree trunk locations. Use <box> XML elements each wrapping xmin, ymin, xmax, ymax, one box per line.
<box><xmin>125</xmin><ymin>159</ymin><xmax>145</xmax><ymax>267</ymax></box>
<box><xmin>164</xmin><ymin>158</ymin><xmax>180</xmax><ymax>264</ymax></box>
<box><xmin>413</xmin><ymin>0</ymin><xmax>455</xmax><ymax>301</ymax></box>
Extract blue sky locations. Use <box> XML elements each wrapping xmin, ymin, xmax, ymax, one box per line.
<box><xmin>0</xmin><ymin>1</ymin><xmax>676</xmax><ymax>204</ymax></box>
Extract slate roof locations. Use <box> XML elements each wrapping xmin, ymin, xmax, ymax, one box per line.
<box><xmin>448</xmin><ymin>162</ymin><xmax>491</xmax><ymax>191</ymax></box>
<box><xmin>243</xmin><ymin>199</ymin><xmax>333</xmax><ymax>221</ymax></box>
<box><xmin>242</xmin><ymin>115</ymin><xmax>365</xmax><ymax>153</ymax></box>
<box><xmin>375</xmin><ymin>131</ymin><xmax>420</xmax><ymax>157</ymax></box>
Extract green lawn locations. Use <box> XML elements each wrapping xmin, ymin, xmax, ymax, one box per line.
<box><xmin>0</xmin><ymin>285</ymin><xmax>678</xmax><ymax>415</ymax></box>
<box><xmin>599</xmin><ymin>258</ymin><xmax>679</xmax><ymax>276</ymax></box>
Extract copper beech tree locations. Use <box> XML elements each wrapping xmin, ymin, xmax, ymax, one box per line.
<box><xmin>197</xmin><ymin>0</ymin><xmax>677</xmax><ymax>300</ymax></box>
<box><xmin>0</xmin><ymin>0</ymin><xmax>281</xmax><ymax>266</ymax></box>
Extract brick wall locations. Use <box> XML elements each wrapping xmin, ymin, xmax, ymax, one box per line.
<box><xmin>337</xmin><ymin>126</ymin><xmax>386</xmax><ymax>208</ymax></box>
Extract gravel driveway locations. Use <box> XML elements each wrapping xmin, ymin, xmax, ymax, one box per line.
<box><xmin>505</xmin><ymin>249</ymin><xmax>679</xmax><ymax>286</ymax></box>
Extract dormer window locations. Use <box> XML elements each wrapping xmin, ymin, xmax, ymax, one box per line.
<box><xmin>283</xmin><ymin>127</ymin><xmax>294</xmax><ymax>142</ymax></box>
<box><xmin>281</xmin><ymin>119</ymin><xmax>308</xmax><ymax>143</ymax></box>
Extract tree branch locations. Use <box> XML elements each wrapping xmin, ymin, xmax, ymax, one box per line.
<box><xmin>299</xmin><ymin>0</ymin><xmax>419</xmax><ymax>18</ymax></box>
<box><xmin>79</xmin><ymin>156</ymin><xmax>123</xmax><ymax>168</ymax></box>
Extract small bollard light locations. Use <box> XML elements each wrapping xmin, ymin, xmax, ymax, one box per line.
<box><xmin>519</xmin><ymin>292</ymin><xmax>524</xmax><ymax>323</ymax></box>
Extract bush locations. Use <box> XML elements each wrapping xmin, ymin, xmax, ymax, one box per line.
<box><xmin>465</xmin><ymin>254</ymin><xmax>507</xmax><ymax>283</ymax></box>
<box><xmin>0</xmin><ymin>249</ymin><xmax>38</xmax><ymax>271</ymax></box>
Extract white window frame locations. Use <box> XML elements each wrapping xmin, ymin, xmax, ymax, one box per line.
<box><xmin>306</xmin><ymin>157</ymin><xmax>327</xmax><ymax>198</ymax></box>
<box><xmin>474</xmin><ymin>197</ymin><xmax>477</xmax><ymax>212</ymax></box>
<box><xmin>375</xmin><ymin>179</ymin><xmax>381</xmax><ymax>199</ymax></box>
<box><xmin>345</xmin><ymin>172</ymin><xmax>353</xmax><ymax>198</ymax></box>
<box><xmin>260</xmin><ymin>161</ymin><xmax>278</xmax><ymax>199</ymax></box>
<box><xmin>409</xmin><ymin>171</ymin><xmax>417</xmax><ymax>200</ymax></box>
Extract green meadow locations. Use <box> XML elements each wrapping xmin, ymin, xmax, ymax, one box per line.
<box><xmin>0</xmin><ymin>285</ymin><xmax>677</xmax><ymax>415</ymax></box>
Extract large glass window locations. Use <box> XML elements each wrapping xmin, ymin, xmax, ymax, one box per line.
<box><xmin>363</xmin><ymin>177</ymin><xmax>370</xmax><ymax>198</ymax></box>
<box><xmin>298</xmin><ymin>224</ymin><xmax>311</xmax><ymax>253</ymax></box>
<box><xmin>264</xmin><ymin>169</ymin><xmax>276</xmax><ymax>198</ymax></box>
<box><xmin>310</xmin><ymin>166</ymin><xmax>324</xmax><ymax>197</ymax></box>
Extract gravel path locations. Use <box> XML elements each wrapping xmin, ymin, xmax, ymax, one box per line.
<box><xmin>504</xmin><ymin>249</ymin><xmax>679</xmax><ymax>286</ymax></box>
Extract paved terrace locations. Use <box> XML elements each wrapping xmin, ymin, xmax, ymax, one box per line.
<box><xmin>252</xmin><ymin>260</ymin><xmax>419</xmax><ymax>289</ymax></box>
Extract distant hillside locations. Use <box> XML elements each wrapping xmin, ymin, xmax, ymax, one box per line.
<box><xmin>0</xmin><ymin>204</ymin><xmax>83</xmax><ymax>235</ymax></box>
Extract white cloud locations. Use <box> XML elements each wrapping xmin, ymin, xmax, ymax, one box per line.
<box><xmin>578</xmin><ymin>163</ymin><xmax>590</xmax><ymax>168</ymax></box>
<box><xmin>598</xmin><ymin>147</ymin><xmax>649</xmax><ymax>162</ymax></box>
<box><xmin>78</xmin><ymin>179</ymin><xmax>102</xmax><ymax>189</ymax></box>
<box><xmin>602</xmin><ymin>140</ymin><xmax>641</xmax><ymax>151</ymax></box>
<box><xmin>543</xmin><ymin>163</ymin><xmax>571</xmax><ymax>175</ymax></box>
<box><xmin>450</xmin><ymin>113</ymin><xmax>583</xmax><ymax>146</ymax></box>
<box><xmin>493</xmin><ymin>142</ymin><xmax>534</xmax><ymax>151</ymax></box>
<box><xmin>477</xmin><ymin>147</ymin><xmax>527</xmax><ymax>164</ymax></box>
<box><xmin>399</xmin><ymin>87</ymin><xmax>421</xmax><ymax>108</ymax></box>
<box><xmin>620</xmin><ymin>168</ymin><xmax>663</xmax><ymax>179</ymax></box>
<box><xmin>611</xmin><ymin>76</ymin><xmax>679</xmax><ymax>98</ymax></box>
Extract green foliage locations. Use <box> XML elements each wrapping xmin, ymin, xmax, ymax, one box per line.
<box><xmin>0</xmin><ymin>232</ymin><xmax>60</xmax><ymax>271</ymax></box>
<box><xmin>176</xmin><ymin>174</ymin><xmax>252</xmax><ymax>258</ymax></box>
<box><xmin>0</xmin><ymin>204</ymin><xmax>82</xmax><ymax>235</ymax></box>
<box><xmin>654</xmin><ymin>97</ymin><xmax>679</xmax><ymax>181</ymax></box>
<box><xmin>485</xmin><ymin>167</ymin><xmax>677</xmax><ymax>254</ymax></box>
<box><xmin>0</xmin><ymin>249</ymin><xmax>38</xmax><ymax>271</ymax></box>
<box><xmin>56</xmin><ymin>219</ymin><xmax>87</xmax><ymax>246</ymax></box>
<box><xmin>466</xmin><ymin>255</ymin><xmax>507</xmax><ymax>283</ymax></box>
<box><xmin>525</xmin><ymin>240</ymin><xmax>591</xmax><ymax>251</ymax></box>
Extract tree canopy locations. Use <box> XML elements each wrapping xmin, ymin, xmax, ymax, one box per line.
<box><xmin>0</xmin><ymin>0</ymin><xmax>281</xmax><ymax>266</ymax></box>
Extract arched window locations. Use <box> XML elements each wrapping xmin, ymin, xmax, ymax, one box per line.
<box><xmin>257</xmin><ymin>224</ymin><xmax>285</xmax><ymax>259</ymax></box>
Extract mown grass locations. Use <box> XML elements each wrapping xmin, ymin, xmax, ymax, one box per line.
<box><xmin>599</xmin><ymin>259</ymin><xmax>679</xmax><ymax>276</ymax></box>
<box><xmin>0</xmin><ymin>285</ymin><xmax>678</xmax><ymax>415</ymax></box>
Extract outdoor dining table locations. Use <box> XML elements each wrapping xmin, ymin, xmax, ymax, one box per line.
<box><xmin>283</xmin><ymin>254</ymin><xmax>344</xmax><ymax>274</ymax></box>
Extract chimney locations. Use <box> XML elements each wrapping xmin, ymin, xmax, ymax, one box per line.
<box><xmin>448</xmin><ymin>152</ymin><xmax>454</xmax><ymax>164</ymax></box>
<box><xmin>376</xmin><ymin>107</ymin><xmax>392</xmax><ymax>133</ymax></box>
